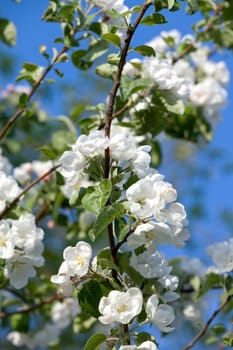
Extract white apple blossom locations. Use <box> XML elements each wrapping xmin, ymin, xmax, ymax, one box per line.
<box><xmin>0</xmin><ymin>220</ymin><xmax>15</xmax><ymax>259</ymax></box>
<box><xmin>189</xmin><ymin>78</ymin><xmax>227</xmax><ymax>109</ymax></box>
<box><xmin>206</xmin><ymin>238</ymin><xmax>233</xmax><ymax>273</ymax></box>
<box><xmin>110</xmin><ymin>132</ymin><xmax>137</xmax><ymax>161</ymax></box>
<box><xmin>13</xmin><ymin>162</ymin><xmax>32</xmax><ymax>184</ymax></box>
<box><xmin>50</xmin><ymin>261</ymin><xmax>74</xmax><ymax>297</ymax></box>
<box><xmin>74</xmin><ymin>130</ymin><xmax>108</xmax><ymax>158</ymax></box>
<box><xmin>127</xmin><ymin>221</ymin><xmax>171</xmax><ymax>250</ymax></box>
<box><xmin>123</xmin><ymin>58</ymin><xmax>142</xmax><ymax>78</ymax></box>
<box><xmin>51</xmin><ymin>298</ymin><xmax>80</xmax><ymax>329</ymax></box>
<box><xmin>158</xmin><ymin>270</ymin><xmax>179</xmax><ymax>292</ymax></box>
<box><xmin>201</xmin><ymin>61</ymin><xmax>230</xmax><ymax>87</ymax></box>
<box><xmin>130</xmin><ymin>250</ymin><xmax>168</xmax><ymax>279</ymax></box>
<box><xmin>0</xmin><ymin>171</ymin><xmax>21</xmax><ymax>212</ymax></box>
<box><xmin>132</xmin><ymin>145</ymin><xmax>152</xmax><ymax>178</ymax></box>
<box><xmin>142</xmin><ymin>58</ymin><xmax>190</xmax><ymax>101</ymax></box>
<box><xmin>63</xmin><ymin>241</ymin><xmax>92</xmax><ymax>276</ymax></box>
<box><xmin>99</xmin><ymin>287</ymin><xmax>143</xmax><ymax>324</ymax></box>
<box><xmin>4</xmin><ymin>255</ymin><xmax>38</xmax><ymax>289</ymax></box>
<box><xmin>119</xmin><ymin>341</ymin><xmax>158</xmax><ymax>350</ymax></box>
<box><xmin>146</xmin><ymin>294</ymin><xmax>175</xmax><ymax>332</ymax></box>
<box><xmin>7</xmin><ymin>332</ymin><xmax>30</xmax><ymax>348</ymax></box>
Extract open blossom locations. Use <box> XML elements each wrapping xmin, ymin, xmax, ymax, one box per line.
<box><xmin>130</xmin><ymin>251</ymin><xmax>167</xmax><ymax>279</ymax></box>
<box><xmin>0</xmin><ymin>148</ymin><xmax>12</xmax><ymax>175</ymax></box>
<box><xmin>206</xmin><ymin>238</ymin><xmax>233</xmax><ymax>273</ymax></box>
<box><xmin>50</xmin><ymin>261</ymin><xmax>74</xmax><ymax>297</ymax></box>
<box><xmin>74</xmin><ymin>130</ymin><xmax>108</xmax><ymax>158</ymax></box>
<box><xmin>0</xmin><ymin>220</ymin><xmax>15</xmax><ymax>259</ymax></box>
<box><xmin>146</xmin><ymin>295</ymin><xmax>175</xmax><ymax>333</ymax></box>
<box><xmin>0</xmin><ymin>171</ymin><xmax>21</xmax><ymax>212</ymax></box>
<box><xmin>99</xmin><ymin>287</ymin><xmax>143</xmax><ymax>324</ymax></box>
<box><xmin>119</xmin><ymin>341</ymin><xmax>158</xmax><ymax>350</ymax></box>
<box><xmin>51</xmin><ymin>298</ymin><xmax>80</xmax><ymax>329</ymax></box>
<box><xmin>63</xmin><ymin>241</ymin><xmax>92</xmax><ymax>276</ymax></box>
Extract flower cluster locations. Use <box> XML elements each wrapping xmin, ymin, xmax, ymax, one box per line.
<box><xmin>7</xmin><ymin>297</ymin><xmax>80</xmax><ymax>349</ymax></box>
<box><xmin>124</xmin><ymin>29</ymin><xmax>229</xmax><ymax>127</ymax></box>
<box><xmin>0</xmin><ymin>213</ymin><xmax>44</xmax><ymax>288</ymax></box>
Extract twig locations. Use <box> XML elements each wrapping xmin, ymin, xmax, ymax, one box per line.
<box><xmin>104</xmin><ymin>0</ymin><xmax>153</xmax><ymax>270</ymax></box>
<box><xmin>0</xmin><ymin>294</ymin><xmax>64</xmax><ymax>318</ymax></box>
<box><xmin>182</xmin><ymin>295</ymin><xmax>233</xmax><ymax>350</ymax></box>
<box><xmin>0</xmin><ymin>164</ymin><xmax>60</xmax><ymax>219</ymax></box>
<box><xmin>0</xmin><ymin>46</ymin><xmax>68</xmax><ymax>141</ymax></box>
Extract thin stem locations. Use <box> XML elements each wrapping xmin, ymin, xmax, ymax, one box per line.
<box><xmin>0</xmin><ymin>164</ymin><xmax>60</xmax><ymax>219</ymax></box>
<box><xmin>0</xmin><ymin>46</ymin><xmax>68</xmax><ymax>141</ymax></box>
<box><xmin>104</xmin><ymin>0</ymin><xmax>153</xmax><ymax>267</ymax></box>
<box><xmin>0</xmin><ymin>294</ymin><xmax>64</xmax><ymax>318</ymax></box>
<box><xmin>182</xmin><ymin>295</ymin><xmax>233</xmax><ymax>350</ymax></box>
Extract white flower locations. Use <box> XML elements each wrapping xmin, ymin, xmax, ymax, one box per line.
<box><xmin>74</xmin><ymin>130</ymin><xmax>108</xmax><ymax>158</ymax></box>
<box><xmin>126</xmin><ymin>178</ymin><xmax>157</xmax><ymax>218</ymax></box>
<box><xmin>0</xmin><ymin>171</ymin><xmax>21</xmax><ymax>212</ymax></box>
<box><xmin>98</xmin><ymin>287</ymin><xmax>143</xmax><ymax>324</ymax></box>
<box><xmin>146</xmin><ymin>295</ymin><xmax>175</xmax><ymax>332</ymax></box>
<box><xmin>50</xmin><ymin>261</ymin><xmax>74</xmax><ymax>297</ymax></box>
<box><xmin>13</xmin><ymin>162</ymin><xmax>32</xmax><ymax>184</ymax></box>
<box><xmin>59</xmin><ymin>150</ymin><xmax>86</xmax><ymax>179</ymax></box>
<box><xmin>132</xmin><ymin>146</ymin><xmax>152</xmax><ymax>178</ymax></box>
<box><xmin>4</xmin><ymin>255</ymin><xmax>37</xmax><ymax>289</ymax></box>
<box><xmin>201</xmin><ymin>61</ymin><xmax>230</xmax><ymax>86</ymax></box>
<box><xmin>7</xmin><ymin>331</ymin><xmax>30</xmax><ymax>347</ymax></box>
<box><xmin>91</xmin><ymin>0</ymin><xmax>128</xmax><ymax>13</ymax></box>
<box><xmin>51</xmin><ymin>298</ymin><xmax>80</xmax><ymax>329</ymax></box>
<box><xmin>142</xmin><ymin>58</ymin><xmax>190</xmax><ymax>100</ymax></box>
<box><xmin>189</xmin><ymin>78</ymin><xmax>227</xmax><ymax>109</ymax></box>
<box><xmin>123</xmin><ymin>58</ymin><xmax>142</xmax><ymax>78</ymax></box>
<box><xmin>110</xmin><ymin>132</ymin><xmax>137</xmax><ymax>161</ymax></box>
<box><xmin>206</xmin><ymin>238</ymin><xmax>233</xmax><ymax>273</ymax></box>
<box><xmin>127</xmin><ymin>221</ymin><xmax>170</xmax><ymax>250</ymax></box>
<box><xmin>119</xmin><ymin>341</ymin><xmax>158</xmax><ymax>350</ymax></box>
<box><xmin>0</xmin><ymin>220</ymin><xmax>15</xmax><ymax>259</ymax></box>
<box><xmin>130</xmin><ymin>251</ymin><xmax>167</xmax><ymax>279</ymax></box>
<box><xmin>63</xmin><ymin>241</ymin><xmax>92</xmax><ymax>276</ymax></box>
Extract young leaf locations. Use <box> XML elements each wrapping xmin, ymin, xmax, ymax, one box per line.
<box><xmin>134</xmin><ymin>45</ymin><xmax>156</xmax><ymax>57</ymax></box>
<box><xmin>0</xmin><ymin>18</ymin><xmax>17</xmax><ymax>46</ymax></box>
<box><xmin>92</xmin><ymin>203</ymin><xmax>126</xmax><ymax>240</ymax></box>
<box><xmin>81</xmin><ymin>179</ymin><xmax>112</xmax><ymax>214</ymax></box>
<box><xmin>95</xmin><ymin>63</ymin><xmax>117</xmax><ymax>80</ymax></box>
<box><xmin>102</xmin><ymin>33</ymin><xmax>121</xmax><ymax>48</ymax></box>
<box><xmin>84</xmin><ymin>333</ymin><xmax>107</xmax><ymax>350</ymax></box>
<box><xmin>140</xmin><ymin>14</ymin><xmax>167</xmax><ymax>25</ymax></box>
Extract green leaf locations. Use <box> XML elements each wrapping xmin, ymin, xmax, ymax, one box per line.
<box><xmin>224</xmin><ymin>334</ymin><xmax>233</xmax><ymax>347</ymax></box>
<box><xmin>78</xmin><ymin>280</ymin><xmax>110</xmax><ymax>318</ymax></box>
<box><xmin>140</xmin><ymin>14</ymin><xmax>167</xmax><ymax>25</ymax></box>
<box><xmin>81</xmin><ymin>179</ymin><xmax>112</xmax><ymax>214</ymax></box>
<box><xmin>92</xmin><ymin>203</ymin><xmax>126</xmax><ymax>240</ymax></box>
<box><xmin>95</xmin><ymin>63</ymin><xmax>117</xmax><ymax>80</ymax></box>
<box><xmin>0</xmin><ymin>18</ymin><xmax>17</xmax><ymax>46</ymax></box>
<box><xmin>72</xmin><ymin>40</ymin><xmax>108</xmax><ymax>70</ymax></box>
<box><xmin>186</xmin><ymin>0</ymin><xmax>199</xmax><ymax>14</ymax></box>
<box><xmin>11</xmin><ymin>314</ymin><xmax>30</xmax><ymax>332</ymax></box>
<box><xmin>198</xmin><ymin>273</ymin><xmax>222</xmax><ymax>298</ymax></box>
<box><xmin>102</xmin><ymin>33</ymin><xmax>121</xmax><ymax>48</ymax></box>
<box><xmin>134</xmin><ymin>45</ymin><xmax>156</xmax><ymax>57</ymax></box>
<box><xmin>107</xmin><ymin>53</ymin><xmax>120</xmax><ymax>65</ymax></box>
<box><xmin>18</xmin><ymin>92</ymin><xmax>28</xmax><ymax>108</ymax></box>
<box><xmin>132</xmin><ymin>107</ymin><xmax>166</xmax><ymax>137</ymax></box>
<box><xmin>22</xmin><ymin>62</ymin><xmax>39</xmax><ymax>71</ymax></box>
<box><xmin>84</xmin><ymin>333</ymin><xmax>107</xmax><ymax>350</ymax></box>
<box><xmin>38</xmin><ymin>146</ymin><xmax>58</xmax><ymax>160</ymax></box>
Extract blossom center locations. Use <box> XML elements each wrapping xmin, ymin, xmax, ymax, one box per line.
<box><xmin>75</xmin><ymin>255</ymin><xmax>85</xmax><ymax>266</ymax></box>
<box><xmin>0</xmin><ymin>235</ymin><xmax>6</xmax><ymax>247</ymax></box>
<box><xmin>117</xmin><ymin>303</ymin><xmax>127</xmax><ymax>313</ymax></box>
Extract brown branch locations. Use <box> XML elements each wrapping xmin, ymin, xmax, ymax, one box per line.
<box><xmin>0</xmin><ymin>294</ymin><xmax>64</xmax><ymax>318</ymax></box>
<box><xmin>104</xmin><ymin>1</ymin><xmax>153</xmax><ymax>276</ymax></box>
<box><xmin>182</xmin><ymin>295</ymin><xmax>233</xmax><ymax>350</ymax></box>
<box><xmin>0</xmin><ymin>164</ymin><xmax>60</xmax><ymax>219</ymax></box>
<box><xmin>0</xmin><ymin>46</ymin><xmax>68</xmax><ymax>141</ymax></box>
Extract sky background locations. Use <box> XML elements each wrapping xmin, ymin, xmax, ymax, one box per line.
<box><xmin>0</xmin><ymin>1</ymin><xmax>233</xmax><ymax>348</ymax></box>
